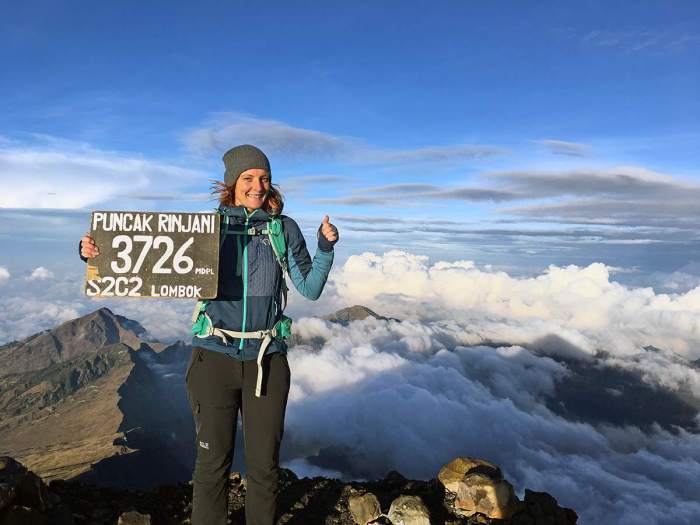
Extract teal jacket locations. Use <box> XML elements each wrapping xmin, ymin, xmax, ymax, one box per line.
<box><xmin>193</xmin><ymin>205</ymin><xmax>334</xmax><ymax>360</ymax></box>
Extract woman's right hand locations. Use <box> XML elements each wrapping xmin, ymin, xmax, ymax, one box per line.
<box><xmin>80</xmin><ymin>234</ymin><xmax>100</xmax><ymax>259</ymax></box>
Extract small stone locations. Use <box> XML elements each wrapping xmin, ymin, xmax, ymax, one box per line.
<box><xmin>387</xmin><ymin>495</ymin><xmax>431</xmax><ymax>525</ymax></box>
<box><xmin>117</xmin><ymin>510</ymin><xmax>152</xmax><ymax>525</ymax></box>
<box><xmin>348</xmin><ymin>492</ymin><xmax>381</xmax><ymax>525</ymax></box>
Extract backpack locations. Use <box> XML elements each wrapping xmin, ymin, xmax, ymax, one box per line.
<box><xmin>190</xmin><ymin>214</ymin><xmax>292</xmax><ymax>341</ymax></box>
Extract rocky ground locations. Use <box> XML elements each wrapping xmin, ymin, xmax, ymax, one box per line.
<box><xmin>0</xmin><ymin>456</ymin><xmax>576</xmax><ymax>525</ymax></box>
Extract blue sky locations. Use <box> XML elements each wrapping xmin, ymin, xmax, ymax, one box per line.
<box><xmin>1</xmin><ymin>0</ymin><xmax>699</xmax><ymax>282</ymax></box>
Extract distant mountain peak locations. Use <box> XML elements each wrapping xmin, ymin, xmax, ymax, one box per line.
<box><xmin>0</xmin><ymin>307</ymin><xmax>147</xmax><ymax>377</ymax></box>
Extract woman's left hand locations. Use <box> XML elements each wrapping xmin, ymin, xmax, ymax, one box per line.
<box><xmin>319</xmin><ymin>215</ymin><xmax>339</xmax><ymax>243</ymax></box>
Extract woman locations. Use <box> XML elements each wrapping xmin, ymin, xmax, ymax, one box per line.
<box><xmin>80</xmin><ymin>144</ymin><xmax>338</xmax><ymax>525</ymax></box>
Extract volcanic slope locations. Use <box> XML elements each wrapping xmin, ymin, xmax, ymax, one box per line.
<box><xmin>0</xmin><ymin>308</ymin><xmax>194</xmax><ymax>488</ymax></box>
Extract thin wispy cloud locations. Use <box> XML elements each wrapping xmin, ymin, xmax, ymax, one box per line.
<box><xmin>279</xmin><ymin>175</ymin><xmax>350</xmax><ymax>196</ymax></box>
<box><xmin>0</xmin><ymin>208</ymin><xmax>91</xmax><ymax>240</ymax></box>
<box><xmin>182</xmin><ymin>113</ymin><xmax>348</xmax><ymax>159</ymax></box>
<box><xmin>489</xmin><ymin>166</ymin><xmax>700</xmax><ymax>231</ymax></box>
<box><xmin>489</xmin><ymin>166</ymin><xmax>697</xmax><ymax>199</ymax></box>
<box><xmin>336</xmin><ymin>215</ymin><xmax>465</xmax><ymax>226</ymax></box>
<box><xmin>354</xmin><ymin>183</ymin><xmax>439</xmax><ymax>194</ymax></box>
<box><xmin>314</xmin><ymin>196</ymin><xmax>389</xmax><ymax>206</ymax></box>
<box><xmin>318</xmin><ymin>165</ymin><xmax>699</xmax><ymax>213</ymax></box>
<box><xmin>440</xmin><ymin>188</ymin><xmax>520</xmax><ymax>201</ymax></box>
<box><xmin>533</xmin><ymin>139</ymin><xmax>591</xmax><ymax>157</ymax></box>
<box><xmin>183</xmin><ymin>114</ymin><xmax>502</xmax><ymax>166</ymax></box>
<box><xmin>316</xmin><ymin>184</ymin><xmax>520</xmax><ymax>206</ymax></box>
<box><xmin>581</xmin><ymin>29</ymin><xmax>700</xmax><ymax>53</ymax></box>
<box><xmin>340</xmin><ymin>224</ymin><xmax>687</xmax><ymax>245</ymax></box>
<box><xmin>363</xmin><ymin>144</ymin><xmax>502</xmax><ymax>164</ymax></box>
<box><xmin>0</xmin><ymin>267</ymin><xmax>9</xmax><ymax>282</ymax></box>
<box><xmin>313</xmin><ymin>166</ymin><xmax>700</xmax><ymax>259</ymax></box>
<box><xmin>505</xmin><ymin>198</ymin><xmax>700</xmax><ymax>229</ymax></box>
<box><xmin>119</xmin><ymin>192</ymin><xmax>212</xmax><ymax>202</ymax></box>
<box><xmin>282</xmin><ymin>175</ymin><xmax>349</xmax><ymax>185</ymax></box>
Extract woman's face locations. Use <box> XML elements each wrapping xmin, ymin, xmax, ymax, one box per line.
<box><xmin>234</xmin><ymin>168</ymin><xmax>271</xmax><ymax>211</ymax></box>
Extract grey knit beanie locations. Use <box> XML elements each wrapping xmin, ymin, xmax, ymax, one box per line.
<box><xmin>222</xmin><ymin>144</ymin><xmax>271</xmax><ymax>187</ymax></box>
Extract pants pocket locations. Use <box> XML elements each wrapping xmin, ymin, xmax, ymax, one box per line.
<box><xmin>185</xmin><ymin>348</ymin><xmax>204</xmax><ymax>384</ymax></box>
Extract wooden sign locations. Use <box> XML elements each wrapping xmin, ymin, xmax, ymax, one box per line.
<box><xmin>85</xmin><ymin>211</ymin><xmax>219</xmax><ymax>299</ymax></box>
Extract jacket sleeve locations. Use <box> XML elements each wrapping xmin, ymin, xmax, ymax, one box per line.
<box><xmin>283</xmin><ymin>216</ymin><xmax>333</xmax><ymax>301</ymax></box>
<box><xmin>79</xmin><ymin>241</ymin><xmax>87</xmax><ymax>263</ymax></box>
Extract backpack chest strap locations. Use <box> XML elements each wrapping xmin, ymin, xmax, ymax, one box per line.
<box><xmin>227</xmin><ymin>226</ymin><xmax>270</xmax><ymax>236</ymax></box>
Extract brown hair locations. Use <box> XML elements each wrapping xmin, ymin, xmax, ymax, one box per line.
<box><xmin>211</xmin><ymin>180</ymin><xmax>284</xmax><ymax>215</ymax></box>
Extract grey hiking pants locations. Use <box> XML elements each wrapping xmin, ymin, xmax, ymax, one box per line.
<box><xmin>186</xmin><ymin>346</ymin><xmax>291</xmax><ymax>525</ymax></box>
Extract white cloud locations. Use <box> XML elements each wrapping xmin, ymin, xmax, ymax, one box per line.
<box><xmin>27</xmin><ymin>266</ymin><xmax>54</xmax><ymax>280</ymax></box>
<box><xmin>0</xmin><ymin>138</ymin><xmax>204</xmax><ymax>209</ymax></box>
<box><xmin>282</xmin><ymin>319</ymin><xmax>700</xmax><ymax>525</ymax></box>
<box><xmin>328</xmin><ymin>251</ymin><xmax>700</xmax><ymax>390</ymax></box>
<box><xmin>0</xmin><ymin>267</ymin><xmax>9</xmax><ymax>282</ymax></box>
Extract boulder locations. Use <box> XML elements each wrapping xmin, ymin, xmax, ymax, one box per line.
<box><xmin>438</xmin><ymin>457</ymin><xmax>517</xmax><ymax>520</ymax></box>
<box><xmin>387</xmin><ymin>495</ymin><xmax>430</xmax><ymax>525</ymax></box>
<box><xmin>438</xmin><ymin>457</ymin><xmax>501</xmax><ymax>494</ymax></box>
<box><xmin>348</xmin><ymin>491</ymin><xmax>382</xmax><ymax>525</ymax></box>
<box><xmin>455</xmin><ymin>472</ymin><xmax>517</xmax><ymax>520</ymax></box>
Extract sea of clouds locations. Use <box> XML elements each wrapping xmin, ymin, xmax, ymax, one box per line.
<box><xmin>277</xmin><ymin>251</ymin><xmax>700</xmax><ymax>525</ymax></box>
<box><xmin>1</xmin><ymin>251</ymin><xmax>699</xmax><ymax>524</ymax></box>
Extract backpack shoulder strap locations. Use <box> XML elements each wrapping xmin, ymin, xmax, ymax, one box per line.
<box><xmin>216</xmin><ymin>208</ymin><xmax>229</xmax><ymax>249</ymax></box>
<box><xmin>266</xmin><ymin>216</ymin><xmax>288</xmax><ymax>274</ymax></box>
<box><xmin>266</xmin><ymin>216</ymin><xmax>289</xmax><ymax>310</ymax></box>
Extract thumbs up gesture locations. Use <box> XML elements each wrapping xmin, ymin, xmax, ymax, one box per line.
<box><xmin>318</xmin><ymin>215</ymin><xmax>339</xmax><ymax>251</ymax></box>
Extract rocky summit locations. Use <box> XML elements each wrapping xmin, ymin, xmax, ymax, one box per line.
<box><xmin>0</xmin><ymin>456</ymin><xmax>577</xmax><ymax>525</ymax></box>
